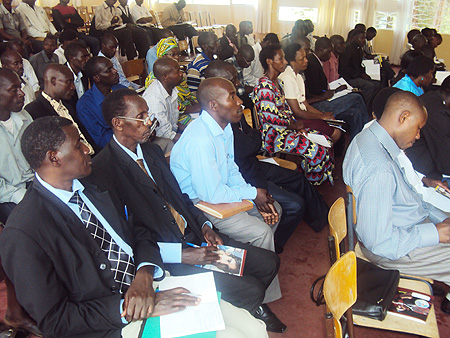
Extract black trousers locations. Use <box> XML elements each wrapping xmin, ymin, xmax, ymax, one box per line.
<box><xmin>168</xmin><ymin>23</ymin><xmax>198</xmax><ymax>40</ymax></box>
<box><xmin>166</xmin><ymin>232</ymin><xmax>279</xmax><ymax>314</ymax></box>
<box><xmin>262</xmin><ymin>162</ymin><xmax>329</xmax><ymax>247</ymax></box>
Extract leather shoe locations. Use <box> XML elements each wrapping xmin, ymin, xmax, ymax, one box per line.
<box><xmin>3</xmin><ymin>317</ymin><xmax>43</xmax><ymax>337</ymax></box>
<box><xmin>441</xmin><ymin>297</ymin><xmax>450</xmax><ymax>315</ymax></box>
<box><xmin>254</xmin><ymin>304</ymin><xmax>287</xmax><ymax>333</ymax></box>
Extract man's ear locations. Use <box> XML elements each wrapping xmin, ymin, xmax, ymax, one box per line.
<box><xmin>399</xmin><ymin>110</ymin><xmax>410</xmax><ymax>124</ymax></box>
<box><xmin>46</xmin><ymin>150</ymin><xmax>60</xmax><ymax>167</ymax></box>
<box><xmin>50</xmin><ymin>76</ymin><xmax>57</xmax><ymax>86</ymax></box>
<box><xmin>92</xmin><ymin>74</ymin><xmax>100</xmax><ymax>83</ymax></box>
<box><xmin>112</xmin><ymin>116</ymin><xmax>124</xmax><ymax>131</ymax></box>
<box><xmin>209</xmin><ymin>99</ymin><xmax>218</xmax><ymax>111</ymax></box>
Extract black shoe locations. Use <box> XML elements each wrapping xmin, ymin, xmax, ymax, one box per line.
<box><xmin>441</xmin><ymin>297</ymin><xmax>450</xmax><ymax>315</ymax></box>
<box><xmin>254</xmin><ymin>304</ymin><xmax>287</xmax><ymax>333</ymax></box>
<box><xmin>275</xmin><ymin>243</ymin><xmax>284</xmax><ymax>254</ymax></box>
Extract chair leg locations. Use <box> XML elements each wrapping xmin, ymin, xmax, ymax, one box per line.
<box><xmin>345</xmin><ymin>308</ymin><xmax>355</xmax><ymax>338</ymax></box>
<box><xmin>325</xmin><ymin>312</ymin><xmax>335</xmax><ymax>338</ymax></box>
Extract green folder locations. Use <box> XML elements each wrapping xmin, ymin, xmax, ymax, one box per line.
<box><xmin>139</xmin><ymin>292</ymin><xmax>221</xmax><ymax>338</ymax></box>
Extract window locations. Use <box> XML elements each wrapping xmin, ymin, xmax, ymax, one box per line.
<box><xmin>411</xmin><ymin>0</ymin><xmax>450</xmax><ymax>34</ymax></box>
<box><xmin>353</xmin><ymin>10</ymin><xmax>361</xmax><ymax>27</ymax></box>
<box><xmin>231</xmin><ymin>0</ymin><xmax>258</xmax><ymax>5</ymax></box>
<box><xmin>374</xmin><ymin>11</ymin><xmax>397</xmax><ymax>29</ymax></box>
<box><xmin>278</xmin><ymin>6</ymin><xmax>318</xmax><ymax>23</ymax></box>
<box><xmin>156</xmin><ymin>0</ymin><xmax>256</xmax><ymax>4</ymax></box>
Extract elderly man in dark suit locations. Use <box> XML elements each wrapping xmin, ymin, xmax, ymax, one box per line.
<box><xmin>88</xmin><ymin>88</ymin><xmax>286</xmax><ymax>333</ymax></box>
<box><xmin>0</xmin><ymin>116</ymin><xmax>202</xmax><ymax>338</ymax></box>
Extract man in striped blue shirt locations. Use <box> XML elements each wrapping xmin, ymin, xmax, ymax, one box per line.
<box><xmin>186</xmin><ymin>31</ymin><xmax>220</xmax><ymax>95</ymax></box>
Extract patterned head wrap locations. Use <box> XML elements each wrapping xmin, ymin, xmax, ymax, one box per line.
<box><xmin>156</xmin><ymin>37</ymin><xmax>178</xmax><ymax>58</ymax></box>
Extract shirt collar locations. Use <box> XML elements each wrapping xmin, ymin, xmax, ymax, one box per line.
<box><xmin>112</xmin><ymin>135</ymin><xmax>144</xmax><ymax>161</ymax></box>
<box><xmin>35</xmin><ymin>172</ymin><xmax>85</xmax><ymax>205</ymax></box>
<box><xmin>312</xmin><ymin>52</ymin><xmax>323</xmax><ymax>67</ymax></box>
<box><xmin>199</xmin><ymin>110</ymin><xmax>232</xmax><ymax>137</ymax></box>
<box><xmin>91</xmin><ymin>84</ymin><xmax>108</xmax><ymax>106</ymax></box>
<box><xmin>41</xmin><ymin>91</ymin><xmax>62</xmax><ymax>106</ymax></box>
<box><xmin>0</xmin><ymin>3</ymin><xmax>15</xmax><ymax>14</ymax></box>
<box><xmin>41</xmin><ymin>51</ymin><xmax>54</xmax><ymax>63</ymax></box>
<box><xmin>200</xmin><ymin>51</ymin><xmax>213</xmax><ymax>62</ymax></box>
<box><xmin>368</xmin><ymin>121</ymin><xmax>401</xmax><ymax>160</ymax></box>
<box><xmin>67</xmin><ymin>62</ymin><xmax>82</xmax><ymax>81</ymax></box>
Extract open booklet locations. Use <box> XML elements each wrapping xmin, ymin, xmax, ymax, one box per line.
<box><xmin>388</xmin><ymin>287</ymin><xmax>433</xmax><ymax>323</ymax></box>
<box><xmin>328</xmin><ymin>78</ymin><xmax>353</xmax><ymax>101</ymax></box>
<box><xmin>139</xmin><ymin>272</ymin><xmax>225</xmax><ymax>338</ymax></box>
<box><xmin>195</xmin><ymin>200</ymin><xmax>253</xmax><ymax>219</ymax></box>
<box><xmin>198</xmin><ymin>244</ymin><xmax>247</xmax><ymax>276</ymax></box>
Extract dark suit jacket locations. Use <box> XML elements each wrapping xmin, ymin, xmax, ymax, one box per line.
<box><xmin>339</xmin><ymin>41</ymin><xmax>365</xmax><ymax>80</ymax></box>
<box><xmin>0</xmin><ymin>178</ymin><xmax>162</xmax><ymax>338</ymax></box>
<box><xmin>89</xmin><ymin>140</ymin><xmax>207</xmax><ymax>244</ymax></box>
<box><xmin>304</xmin><ymin>53</ymin><xmax>329</xmax><ymax>97</ymax></box>
<box><xmin>25</xmin><ymin>92</ymin><xmax>99</xmax><ymax>154</ymax></box>
<box><xmin>25</xmin><ymin>92</ymin><xmax>76</xmax><ymax>120</ymax></box>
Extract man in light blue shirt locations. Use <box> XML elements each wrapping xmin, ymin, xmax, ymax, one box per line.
<box><xmin>170</xmin><ymin>77</ymin><xmax>283</xmax><ymax>305</ymax></box>
<box><xmin>343</xmin><ymin>91</ymin><xmax>450</xmax><ymax>313</ymax></box>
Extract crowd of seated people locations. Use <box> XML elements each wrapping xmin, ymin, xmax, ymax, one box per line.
<box><xmin>1</xmin><ymin>4</ymin><xmax>450</xmax><ymax>336</ymax></box>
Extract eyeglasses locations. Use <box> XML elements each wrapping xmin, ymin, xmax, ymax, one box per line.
<box><xmin>117</xmin><ymin>113</ymin><xmax>157</xmax><ymax>127</ymax></box>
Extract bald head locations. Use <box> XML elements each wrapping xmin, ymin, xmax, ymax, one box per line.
<box><xmin>153</xmin><ymin>57</ymin><xmax>179</xmax><ymax>79</ymax></box>
<box><xmin>204</xmin><ymin>61</ymin><xmax>240</xmax><ymax>90</ymax></box>
<box><xmin>1</xmin><ymin>50</ymin><xmax>23</xmax><ymax>77</ymax></box>
<box><xmin>379</xmin><ymin>91</ymin><xmax>427</xmax><ymax>150</ymax></box>
<box><xmin>236</xmin><ymin>44</ymin><xmax>255</xmax><ymax>68</ymax></box>
<box><xmin>43</xmin><ymin>64</ymin><xmax>75</xmax><ymax>101</ymax></box>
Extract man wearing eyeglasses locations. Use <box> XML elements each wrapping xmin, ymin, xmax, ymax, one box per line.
<box><xmin>76</xmin><ymin>56</ymin><xmax>126</xmax><ymax>149</ymax></box>
<box><xmin>225</xmin><ymin>43</ymin><xmax>255</xmax><ymax>110</ymax></box>
<box><xmin>142</xmin><ymin>58</ymin><xmax>184</xmax><ymax>149</ymax></box>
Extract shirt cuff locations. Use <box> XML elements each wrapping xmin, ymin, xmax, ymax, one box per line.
<box><xmin>244</xmin><ymin>186</ymin><xmax>257</xmax><ymax>200</ymax></box>
<box><xmin>202</xmin><ymin>221</ymin><xmax>213</xmax><ymax>229</ymax></box>
<box><xmin>417</xmin><ymin>222</ymin><xmax>440</xmax><ymax>248</ymax></box>
<box><xmin>137</xmin><ymin>262</ymin><xmax>164</xmax><ymax>279</ymax></box>
<box><xmin>157</xmin><ymin>242</ymin><xmax>182</xmax><ymax>264</ymax></box>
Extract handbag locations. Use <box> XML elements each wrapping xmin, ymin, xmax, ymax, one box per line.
<box><xmin>310</xmin><ymin>257</ymin><xmax>400</xmax><ymax>321</ymax></box>
<box><xmin>352</xmin><ymin>258</ymin><xmax>400</xmax><ymax>320</ymax></box>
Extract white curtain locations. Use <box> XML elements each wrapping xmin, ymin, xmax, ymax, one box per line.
<box><xmin>255</xmin><ymin>0</ymin><xmax>272</xmax><ymax>34</ymax></box>
<box><xmin>317</xmin><ymin>0</ymin><xmax>357</xmax><ymax>38</ymax></box>
<box><xmin>390</xmin><ymin>0</ymin><xmax>414</xmax><ymax>64</ymax></box>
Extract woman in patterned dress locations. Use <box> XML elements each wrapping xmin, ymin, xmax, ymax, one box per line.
<box><xmin>253</xmin><ymin>44</ymin><xmax>334</xmax><ymax>185</ymax></box>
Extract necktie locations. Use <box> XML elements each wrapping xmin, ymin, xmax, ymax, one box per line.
<box><xmin>135</xmin><ymin>159</ymin><xmax>185</xmax><ymax>234</ymax></box>
<box><xmin>69</xmin><ymin>191</ymin><xmax>135</xmax><ymax>293</ymax></box>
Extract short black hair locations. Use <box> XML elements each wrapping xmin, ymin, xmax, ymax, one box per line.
<box><xmin>400</xmin><ymin>50</ymin><xmax>422</xmax><ymax>70</ymax></box>
<box><xmin>315</xmin><ymin>37</ymin><xmax>331</xmax><ymax>51</ymax></box>
<box><xmin>59</xmin><ymin>29</ymin><xmax>78</xmax><ymax>44</ymax></box>
<box><xmin>354</xmin><ymin>23</ymin><xmax>366</xmax><ymax>32</ymax></box>
<box><xmin>407</xmin><ymin>29</ymin><xmax>421</xmax><ymax>43</ymax></box>
<box><xmin>405</xmin><ymin>55</ymin><xmax>435</xmax><ymax>78</ymax></box>
<box><xmin>421</xmin><ymin>27</ymin><xmax>434</xmax><ymax>38</ymax></box>
<box><xmin>84</xmin><ymin>56</ymin><xmax>107</xmax><ymax>79</ymax></box>
<box><xmin>102</xmin><ymin>88</ymin><xmax>139</xmax><ymax>128</ymax></box>
<box><xmin>239</xmin><ymin>20</ymin><xmax>251</xmax><ymax>31</ymax></box>
<box><xmin>259</xmin><ymin>43</ymin><xmax>282</xmax><ymax>71</ymax></box>
<box><xmin>198</xmin><ymin>31</ymin><xmax>215</xmax><ymax>48</ymax></box>
<box><xmin>284</xmin><ymin>43</ymin><xmax>301</xmax><ymax>63</ymax></box>
<box><xmin>441</xmin><ymin>75</ymin><xmax>450</xmax><ymax>93</ymax></box>
<box><xmin>21</xmin><ymin>116</ymin><xmax>73</xmax><ymax>170</ymax></box>
<box><xmin>44</xmin><ymin>33</ymin><xmax>58</xmax><ymax>43</ymax></box>
<box><xmin>64</xmin><ymin>41</ymin><xmax>88</xmax><ymax>61</ymax></box>
<box><xmin>366</xmin><ymin>27</ymin><xmax>377</xmax><ymax>34</ymax></box>
<box><xmin>372</xmin><ymin>87</ymin><xmax>401</xmax><ymax>120</ymax></box>
<box><xmin>204</xmin><ymin>60</ymin><xmax>234</xmax><ymax>79</ymax></box>
<box><xmin>263</xmin><ymin>33</ymin><xmax>279</xmax><ymax>44</ymax></box>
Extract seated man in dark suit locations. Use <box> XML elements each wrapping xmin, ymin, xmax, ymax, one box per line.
<box><xmin>0</xmin><ymin>116</ymin><xmax>203</xmax><ymax>337</ymax></box>
<box><xmin>24</xmin><ymin>63</ymin><xmax>94</xmax><ymax>154</ymax></box>
<box><xmin>64</xmin><ymin>41</ymin><xmax>90</xmax><ymax>109</ymax></box>
<box><xmin>338</xmin><ymin>29</ymin><xmax>379</xmax><ymax>108</ymax></box>
<box><xmin>303</xmin><ymin>37</ymin><xmax>367</xmax><ymax>139</ymax></box>
<box><xmin>204</xmin><ymin>60</ymin><xmax>329</xmax><ymax>253</ymax></box>
<box><xmin>88</xmin><ymin>88</ymin><xmax>286</xmax><ymax>333</ymax></box>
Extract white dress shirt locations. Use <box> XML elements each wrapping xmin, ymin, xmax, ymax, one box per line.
<box><xmin>15</xmin><ymin>3</ymin><xmax>57</xmax><ymax>38</ymax></box>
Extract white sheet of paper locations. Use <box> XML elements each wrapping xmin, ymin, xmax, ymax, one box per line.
<box><xmin>435</xmin><ymin>71</ymin><xmax>450</xmax><ymax>86</ymax></box>
<box><xmin>362</xmin><ymin>60</ymin><xmax>381</xmax><ymax>81</ymax></box>
<box><xmin>328</xmin><ymin>78</ymin><xmax>353</xmax><ymax>101</ymax></box>
<box><xmin>159</xmin><ymin>272</ymin><xmax>225</xmax><ymax>338</ymax></box>
<box><xmin>258</xmin><ymin>157</ymin><xmax>279</xmax><ymax>166</ymax></box>
<box><xmin>306</xmin><ymin>133</ymin><xmax>331</xmax><ymax>148</ymax></box>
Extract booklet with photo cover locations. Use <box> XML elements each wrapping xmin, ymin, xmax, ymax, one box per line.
<box><xmin>388</xmin><ymin>287</ymin><xmax>433</xmax><ymax>323</ymax></box>
<box><xmin>198</xmin><ymin>244</ymin><xmax>247</xmax><ymax>277</ymax></box>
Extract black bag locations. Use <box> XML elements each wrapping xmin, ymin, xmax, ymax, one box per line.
<box><xmin>352</xmin><ymin>258</ymin><xmax>400</xmax><ymax>320</ymax></box>
<box><xmin>310</xmin><ymin>257</ymin><xmax>400</xmax><ymax>321</ymax></box>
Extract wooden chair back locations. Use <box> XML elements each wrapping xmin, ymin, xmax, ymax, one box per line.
<box><xmin>149</xmin><ymin>10</ymin><xmax>161</xmax><ymax>28</ymax></box>
<box><xmin>43</xmin><ymin>6</ymin><xmax>52</xmax><ymax>21</ymax></box>
<box><xmin>328</xmin><ymin>197</ymin><xmax>347</xmax><ymax>262</ymax></box>
<box><xmin>324</xmin><ymin>251</ymin><xmax>357</xmax><ymax>338</ymax></box>
<box><xmin>121</xmin><ymin>59</ymin><xmax>145</xmax><ymax>85</ymax></box>
<box><xmin>91</xmin><ymin>5</ymin><xmax>98</xmax><ymax>14</ymax></box>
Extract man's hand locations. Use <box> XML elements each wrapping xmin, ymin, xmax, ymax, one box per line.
<box><xmin>334</xmin><ymin>84</ymin><xmax>347</xmax><ymax>92</ymax></box>
<box><xmin>111</xmin><ymin>16</ymin><xmax>120</xmax><ymax>25</ymax></box>
<box><xmin>361</xmin><ymin>73</ymin><xmax>371</xmax><ymax>80</ymax></box>
<box><xmin>202</xmin><ymin>226</ymin><xmax>224</xmax><ymax>246</ymax></box>
<box><xmin>254</xmin><ymin>188</ymin><xmax>275</xmax><ymax>213</ymax></box>
<box><xmin>122</xmin><ymin>266</ymin><xmax>155</xmax><ymax>322</ymax></box>
<box><xmin>287</xmin><ymin>120</ymin><xmax>307</xmax><ymax>135</ymax></box>
<box><xmin>422</xmin><ymin>177</ymin><xmax>450</xmax><ymax>193</ymax></box>
<box><xmin>321</xmin><ymin>112</ymin><xmax>335</xmax><ymax>120</ymax></box>
<box><xmin>321</xmin><ymin>90</ymin><xmax>334</xmax><ymax>100</ymax></box>
<box><xmin>152</xmin><ymin>288</ymin><xmax>200</xmax><ymax>317</ymax></box>
<box><xmin>258</xmin><ymin>203</ymin><xmax>279</xmax><ymax>225</ymax></box>
<box><xmin>436</xmin><ymin>219</ymin><xmax>450</xmax><ymax>243</ymax></box>
<box><xmin>182</xmin><ymin>246</ymin><xmax>220</xmax><ymax>265</ymax></box>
